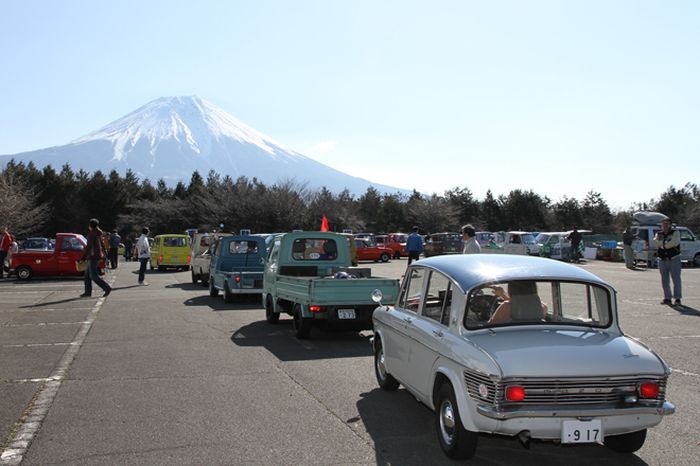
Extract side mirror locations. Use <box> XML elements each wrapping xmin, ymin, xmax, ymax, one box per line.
<box><xmin>371</xmin><ymin>289</ymin><xmax>383</xmax><ymax>305</ymax></box>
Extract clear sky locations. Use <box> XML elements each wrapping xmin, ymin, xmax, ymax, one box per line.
<box><xmin>1</xmin><ymin>0</ymin><xmax>698</xmax><ymax>210</ymax></box>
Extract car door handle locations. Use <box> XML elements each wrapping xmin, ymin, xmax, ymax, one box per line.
<box><xmin>432</xmin><ymin>330</ymin><xmax>444</xmax><ymax>337</ymax></box>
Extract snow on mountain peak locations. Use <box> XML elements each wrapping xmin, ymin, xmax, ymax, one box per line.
<box><xmin>72</xmin><ymin>95</ymin><xmax>298</xmax><ymax>162</ymax></box>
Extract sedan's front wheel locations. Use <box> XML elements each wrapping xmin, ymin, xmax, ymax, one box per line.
<box><xmin>374</xmin><ymin>338</ymin><xmax>399</xmax><ymax>391</ymax></box>
<box><xmin>435</xmin><ymin>383</ymin><xmax>478</xmax><ymax>459</ymax></box>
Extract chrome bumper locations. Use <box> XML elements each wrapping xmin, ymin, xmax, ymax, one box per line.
<box><xmin>477</xmin><ymin>401</ymin><xmax>676</xmax><ymax>420</ymax></box>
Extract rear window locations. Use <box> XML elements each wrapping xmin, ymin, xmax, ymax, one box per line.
<box><xmin>164</xmin><ymin>237</ymin><xmax>188</xmax><ymax>247</ymax></box>
<box><xmin>228</xmin><ymin>240</ymin><xmax>260</xmax><ymax>254</ymax></box>
<box><xmin>291</xmin><ymin>238</ymin><xmax>338</xmax><ymax>261</ymax></box>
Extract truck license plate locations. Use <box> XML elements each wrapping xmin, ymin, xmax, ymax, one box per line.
<box><xmin>338</xmin><ymin>309</ymin><xmax>356</xmax><ymax>319</ymax></box>
<box><xmin>561</xmin><ymin>419</ymin><xmax>603</xmax><ymax>444</ymax></box>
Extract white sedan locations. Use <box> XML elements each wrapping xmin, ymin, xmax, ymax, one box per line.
<box><xmin>371</xmin><ymin>254</ymin><xmax>674</xmax><ymax>460</ymax></box>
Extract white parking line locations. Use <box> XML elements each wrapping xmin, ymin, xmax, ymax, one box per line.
<box><xmin>0</xmin><ymin>278</ymin><xmax>115</xmax><ymax>466</ymax></box>
<box><xmin>2</xmin><ymin>322</ymin><xmax>89</xmax><ymax>328</ymax></box>
<box><xmin>2</xmin><ymin>342</ymin><xmax>74</xmax><ymax>348</ymax></box>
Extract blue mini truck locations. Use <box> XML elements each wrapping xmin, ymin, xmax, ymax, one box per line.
<box><xmin>209</xmin><ymin>234</ymin><xmax>267</xmax><ymax>302</ymax></box>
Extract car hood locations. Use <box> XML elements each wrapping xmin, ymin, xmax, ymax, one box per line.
<box><xmin>465</xmin><ymin>328</ymin><xmax>667</xmax><ymax>378</ymax></box>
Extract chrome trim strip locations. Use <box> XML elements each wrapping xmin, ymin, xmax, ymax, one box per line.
<box><xmin>476</xmin><ymin>401</ymin><xmax>675</xmax><ymax>420</ymax></box>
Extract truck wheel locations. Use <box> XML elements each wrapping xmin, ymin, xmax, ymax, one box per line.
<box><xmin>15</xmin><ymin>265</ymin><xmax>33</xmax><ymax>281</ymax></box>
<box><xmin>694</xmin><ymin>253</ymin><xmax>700</xmax><ymax>268</ymax></box>
<box><xmin>266</xmin><ymin>295</ymin><xmax>279</xmax><ymax>324</ymax></box>
<box><xmin>149</xmin><ymin>261</ymin><xmax>154</xmax><ymax>270</ymax></box>
<box><xmin>605</xmin><ymin>429</ymin><xmax>646</xmax><ymax>453</ymax></box>
<box><xmin>223</xmin><ymin>282</ymin><xmax>235</xmax><ymax>303</ymax></box>
<box><xmin>157</xmin><ymin>264</ymin><xmax>165</xmax><ymax>271</ymax></box>
<box><xmin>380</xmin><ymin>252</ymin><xmax>390</xmax><ymax>263</ymax></box>
<box><xmin>292</xmin><ymin>304</ymin><xmax>311</xmax><ymax>339</ymax></box>
<box><xmin>191</xmin><ymin>269</ymin><xmax>198</xmax><ymax>284</ymax></box>
<box><xmin>374</xmin><ymin>338</ymin><xmax>399</xmax><ymax>391</ymax></box>
<box><xmin>209</xmin><ymin>279</ymin><xmax>219</xmax><ymax>297</ymax></box>
<box><xmin>201</xmin><ymin>272</ymin><xmax>209</xmax><ymax>287</ymax></box>
<box><xmin>435</xmin><ymin>383</ymin><xmax>478</xmax><ymax>459</ymax></box>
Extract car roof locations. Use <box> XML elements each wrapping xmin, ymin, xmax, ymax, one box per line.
<box><xmin>412</xmin><ymin>254</ymin><xmax>610</xmax><ymax>293</ymax></box>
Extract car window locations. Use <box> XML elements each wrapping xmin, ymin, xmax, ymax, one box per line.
<box><xmin>291</xmin><ymin>238</ymin><xmax>338</xmax><ymax>261</ymax></box>
<box><xmin>199</xmin><ymin>236</ymin><xmax>211</xmax><ymax>247</ymax></box>
<box><xmin>464</xmin><ymin>280</ymin><xmax>611</xmax><ymax>329</ymax></box>
<box><xmin>228</xmin><ymin>240</ymin><xmax>260</xmax><ymax>254</ymax></box>
<box><xmin>398</xmin><ymin>267</ymin><xmax>425</xmax><ymax>314</ymax></box>
<box><xmin>679</xmin><ymin>229</ymin><xmax>695</xmax><ymax>241</ymax></box>
<box><xmin>61</xmin><ymin>237</ymin><xmax>84</xmax><ymax>251</ymax></box>
<box><xmin>164</xmin><ymin>237</ymin><xmax>187</xmax><ymax>247</ymax></box>
<box><xmin>423</xmin><ymin>271</ymin><xmax>452</xmax><ymax>325</ymax></box>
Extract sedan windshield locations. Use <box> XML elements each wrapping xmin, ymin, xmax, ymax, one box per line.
<box><xmin>464</xmin><ymin>280</ymin><xmax>612</xmax><ymax>329</ymax></box>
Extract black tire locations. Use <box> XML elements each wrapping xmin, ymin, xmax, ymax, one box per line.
<box><xmin>15</xmin><ymin>265</ymin><xmax>33</xmax><ymax>281</ymax></box>
<box><xmin>435</xmin><ymin>383</ymin><xmax>478</xmax><ymax>459</ymax></box>
<box><xmin>374</xmin><ymin>338</ymin><xmax>399</xmax><ymax>391</ymax></box>
<box><xmin>157</xmin><ymin>264</ymin><xmax>165</xmax><ymax>272</ymax></box>
<box><xmin>292</xmin><ymin>304</ymin><xmax>311</xmax><ymax>339</ymax></box>
<box><xmin>605</xmin><ymin>429</ymin><xmax>647</xmax><ymax>453</ymax></box>
<box><xmin>223</xmin><ymin>282</ymin><xmax>234</xmax><ymax>303</ymax></box>
<box><xmin>201</xmin><ymin>273</ymin><xmax>209</xmax><ymax>287</ymax></box>
<box><xmin>209</xmin><ymin>279</ymin><xmax>219</xmax><ymax>297</ymax></box>
<box><xmin>380</xmin><ymin>252</ymin><xmax>390</xmax><ymax>263</ymax></box>
<box><xmin>694</xmin><ymin>253</ymin><xmax>700</xmax><ymax>268</ymax></box>
<box><xmin>191</xmin><ymin>269</ymin><xmax>198</xmax><ymax>284</ymax></box>
<box><xmin>149</xmin><ymin>261</ymin><xmax>154</xmax><ymax>270</ymax></box>
<box><xmin>266</xmin><ymin>295</ymin><xmax>279</xmax><ymax>324</ymax></box>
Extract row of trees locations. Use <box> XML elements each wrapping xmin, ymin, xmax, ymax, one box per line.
<box><xmin>2</xmin><ymin>160</ymin><xmax>699</xmax><ymax>239</ymax></box>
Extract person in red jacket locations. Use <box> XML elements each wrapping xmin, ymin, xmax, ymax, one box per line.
<box><xmin>0</xmin><ymin>226</ymin><xmax>14</xmax><ymax>279</ymax></box>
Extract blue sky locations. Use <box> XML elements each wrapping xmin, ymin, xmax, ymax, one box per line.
<box><xmin>1</xmin><ymin>0</ymin><xmax>698</xmax><ymax>209</ymax></box>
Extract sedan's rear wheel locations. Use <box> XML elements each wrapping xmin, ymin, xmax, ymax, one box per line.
<box><xmin>605</xmin><ymin>429</ymin><xmax>646</xmax><ymax>453</ymax></box>
<box><xmin>694</xmin><ymin>253</ymin><xmax>700</xmax><ymax>268</ymax></box>
<box><xmin>380</xmin><ymin>252</ymin><xmax>390</xmax><ymax>263</ymax></box>
<box><xmin>435</xmin><ymin>383</ymin><xmax>478</xmax><ymax>459</ymax></box>
<box><xmin>374</xmin><ymin>338</ymin><xmax>399</xmax><ymax>391</ymax></box>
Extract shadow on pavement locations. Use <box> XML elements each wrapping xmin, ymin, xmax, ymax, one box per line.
<box><xmin>167</xmin><ymin>282</ymin><xmax>206</xmax><ymax>291</ymax></box>
<box><xmin>356</xmin><ymin>388</ymin><xmax>649</xmax><ymax>466</ymax></box>
<box><xmin>670</xmin><ymin>304</ymin><xmax>700</xmax><ymax>316</ymax></box>
<box><xmin>20</xmin><ymin>296</ymin><xmax>84</xmax><ymax>308</ymax></box>
<box><xmin>183</xmin><ymin>295</ymin><xmax>261</xmax><ymax>311</ymax></box>
<box><xmin>230</xmin><ymin>319</ymin><xmax>373</xmax><ymax>361</ymax></box>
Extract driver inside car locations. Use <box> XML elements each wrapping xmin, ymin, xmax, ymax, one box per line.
<box><xmin>488</xmin><ymin>281</ymin><xmax>548</xmax><ymax>324</ymax></box>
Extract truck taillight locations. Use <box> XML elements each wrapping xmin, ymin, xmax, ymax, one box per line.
<box><xmin>309</xmin><ymin>305</ymin><xmax>325</xmax><ymax>312</ymax></box>
<box><xmin>187</xmin><ymin>255</ymin><xmax>191</xmax><ymax>263</ymax></box>
<box><xmin>234</xmin><ymin>276</ymin><xmax>241</xmax><ymax>283</ymax></box>
<box><xmin>159</xmin><ymin>255</ymin><xmax>163</xmax><ymax>263</ymax></box>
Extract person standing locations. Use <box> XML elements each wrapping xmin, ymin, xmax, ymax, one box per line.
<box><xmin>80</xmin><ymin>218</ymin><xmax>112</xmax><ymax>297</ymax></box>
<box><xmin>461</xmin><ymin>224</ymin><xmax>481</xmax><ymax>254</ymax></box>
<box><xmin>622</xmin><ymin>227</ymin><xmax>636</xmax><ymax>269</ymax></box>
<box><xmin>655</xmin><ymin>218</ymin><xmax>682</xmax><ymax>305</ymax></box>
<box><xmin>135</xmin><ymin>227</ymin><xmax>151</xmax><ymax>285</ymax></box>
<box><xmin>567</xmin><ymin>227</ymin><xmax>582</xmax><ymax>263</ymax></box>
<box><xmin>108</xmin><ymin>229</ymin><xmax>121</xmax><ymax>269</ymax></box>
<box><xmin>405</xmin><ymin>226</ymin><xmax>424</xmax><ymax>265</ymax></box>
<box><xmin>0</xmin><ymin>226</ymin><xmax>14</xmax><ymax>279</ymax></box>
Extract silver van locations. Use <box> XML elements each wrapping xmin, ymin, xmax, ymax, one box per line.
<box><xmin>632</xmin><ymin>225</ymin><xmax>700</xmax><ymax>267</ymax></box>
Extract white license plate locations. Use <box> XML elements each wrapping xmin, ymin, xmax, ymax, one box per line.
<box><xmin>338</xmin><ymin>309</ymin><xmax>356</xmax><ymax>319</ymax></box>
<box><xmin>561</xmin><ymin>419</ymin><xmax>603</xmax><ymax>444</ymax></box>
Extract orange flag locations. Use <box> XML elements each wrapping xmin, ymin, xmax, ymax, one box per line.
<box><xmin>320</xmin><ymin>215</ymin><xmax>329</xmax><ymax>232</ymax></box>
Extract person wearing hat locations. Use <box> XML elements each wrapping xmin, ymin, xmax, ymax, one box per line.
<box><xmin>654</xmin><ymin>218</ymin><xmax>682</xmax><ymax>306</ymax></box>
<box><xmin>461</xmin><ymin>224</ymin><xmax>481</xmax><ymax>254</ymax></box>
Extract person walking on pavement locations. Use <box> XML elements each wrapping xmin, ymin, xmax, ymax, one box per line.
<box><xmin>622</xmin><ymin>227</ymin><xmax>636</xmax><ymax>269</ymax></box>
<box><xmin>655</xmin><ymin>218</ymin><xmax>682</xmax><ymax>306</ymax></box>
<box><xmin>405</xmin><ymin>226</ymin><xmax>424</xmax><ymax>265</ymax></box>
<box><xmin>567</xmin><ymin>226</ymin><xmax>582</xmax><ymax>263</ymax></box>
<box><xmin>81</xmin><ymin>218</ymin><xmax>112</xmax><ymax>298</ymax></box>
<box><xmin>461</xmin><ymin>224</ymin><xmax>481</xmax><ymax>254</ymax></box>
<box><xmin>108</xmin><ymin>229</ymin><xmax>121</xmax><ymax>269</ymax></box>
<box><xmin>0</xmin><ymin>226</ymin><xmax>14</xmax><ymax>279</ymax></box>
<box><xmin>136</xmin><ymin>227</ymin><xmax>151</xmax><ymax>285</ymax></box>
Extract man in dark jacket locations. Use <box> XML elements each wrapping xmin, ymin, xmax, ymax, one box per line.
<box><xmin>108</xmin><ymin>229</ymin><xmax>121</xmax><ymax>269</ymax></box>
<box><xmin>567</xmin><ymin>227</ymin><xmax>582</xmax><ymax>263</ymax></box>
<box><xmin>622</xmin><ymin>227</ymin><xmax>636</xmax><ymax>269</ymax></box>
<box><xmin>81</xmin><ymin>218</ymin><xmax>112</xmax><ymax>298</ymax></box>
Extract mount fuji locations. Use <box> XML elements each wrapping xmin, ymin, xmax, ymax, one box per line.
<box><xmin>0</xmin><ymin>96</ymin><xmax>406</xmax><ymax>195</ymax></box>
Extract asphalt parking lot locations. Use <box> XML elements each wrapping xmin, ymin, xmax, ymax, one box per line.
<box><xmin>0</xmin><ymin>258</ymin><xmax>698</xmax><ymax>465</ymax></box>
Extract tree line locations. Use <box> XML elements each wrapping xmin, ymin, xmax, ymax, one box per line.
<box><xmin>1</xmin><ymin>160</ymin><xmax>699</xmax><ymax>240</ymax></box>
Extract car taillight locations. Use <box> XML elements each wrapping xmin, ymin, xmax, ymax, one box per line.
<box><xmin>505</xmin><ymin>385</ymin><xmax>526</xmax><ymax>402</ymax></box>
<box><xmin>639</xmin><ymin>382</ymin><xmax>660</xmax><ymax>399</ymax></box>
<box><xmin>308</xmin><ymin>305</ymin><xmax>325</xmax><ymax>313</ymax></box>
<box><xmin>159</xmin><ymin>255</ymin><xmax>163</xmax><ymax>262</ymax></box>
<box><xmin>187</xmin><ymin>255</ymin><xmax>191</xmax><ymax>263</ymax></box>
<box><xmin>234</xmin><ymin>276</ymin><xmax>241</xmax><ymax>283</ymax></box>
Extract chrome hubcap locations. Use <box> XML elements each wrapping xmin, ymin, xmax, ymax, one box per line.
<box><xmin>376</xmin><ymin>347</ymin><xmax>387</xmax><ymax>380</ymax></box>
<box><xmin>439</xmin><ymin>399</ymin><xmax>456</xmax><ymax>445</ymax></box>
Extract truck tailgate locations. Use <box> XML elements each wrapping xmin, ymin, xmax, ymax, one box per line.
<box><xmin>275</xmin><ymin>276</ymin><xmax>399</xmax><ymax>305</ymax></box>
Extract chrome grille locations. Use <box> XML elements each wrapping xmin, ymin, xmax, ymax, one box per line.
<box><xmin>464</xmin><ymin>370</ymin><xmax>668</xmax><ymax>407</ymax></box>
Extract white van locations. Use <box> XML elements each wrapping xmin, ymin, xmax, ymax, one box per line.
<box><xmin>190</xmin><ymin>232</ymin><xmax>232</xmax><ymax>285</ymax></box>
<box><xmin>632</xmin><ymin>224</ymin><xmax>700</xmax><ymax>267</ymax></box>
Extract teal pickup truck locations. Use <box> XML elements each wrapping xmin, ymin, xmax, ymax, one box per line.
<box><xmin>263</xmin><ymin>231</ymin><xmax>400</xmax><ymax>339</ymax></box>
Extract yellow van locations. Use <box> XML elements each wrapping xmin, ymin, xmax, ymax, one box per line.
<box><xmin>151</xmin><ymin>234</ymin><xmax>191</xmax><ymax>271</ymax></box>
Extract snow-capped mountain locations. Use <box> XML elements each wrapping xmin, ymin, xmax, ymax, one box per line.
<box><xmin>0</xmin><ymin>96</ymin><xmax>405</xmax><ymax>195</ymax></box>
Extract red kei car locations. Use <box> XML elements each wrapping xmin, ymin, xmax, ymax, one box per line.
<box><xmin>354</xmin><ymin>238</ymin><xmax>392</xmax><ymax>262</ymax></box>
<box><xmin>376</xmin><ymin>232</ymin><xmax>407</xmax><ymax>259</ymax></box>
<box><xmin>11</xmin><ymin>233</ymin><xmax>106</xmax><ymax>280</ymax></box>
